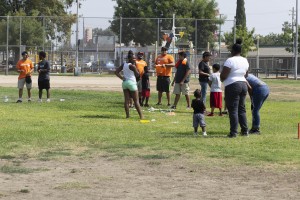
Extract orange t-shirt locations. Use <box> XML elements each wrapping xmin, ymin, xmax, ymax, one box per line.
<box><xmin>135</xmin><ymin>59</ymin><xmax>147</xmax><ymax>78</ymax></box>
<box><xmin>17</xmin><ymin>59</ymin><xmax>34</xmax><ymax>80</ymax></box>
<box><xmin>155</xmin><ymin>54</ymin><xmax>174</xmax><ymax>76</ymax></box>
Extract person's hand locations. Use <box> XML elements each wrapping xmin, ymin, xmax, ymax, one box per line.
<box><xmin>171</xmin><ymin>81</ymin><xmax>174</xmax><ymax>86</ymax></box>
<box><xmin>179</xmin><ymin>81</ymin><xmax>184</xmax><ymax>86</ymax></box>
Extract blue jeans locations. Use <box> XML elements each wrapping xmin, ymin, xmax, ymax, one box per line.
<box><xmin>251</xmin><ymin>85</ymin><xmax>269</xmax><ymax>129</ymax></box>
<box><xmin>199</xmin><ymin>81</ymin><xmax>208</xmax><ymax>105</ymax></box>
<box><xmin>225</xmin><ymin>81</ymin><xmax>248</xmax><ymax>135</ymax></box>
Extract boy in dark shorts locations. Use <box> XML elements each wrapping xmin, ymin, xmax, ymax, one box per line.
<box><xmin>191</xmin><ymin>89</ymin><xmax>207</xmax><ymax>136</ymax></box>
<box><xmin>37</xmin><ymin>51</ymin><xmax>51</xmax><ymax>102</ymax></box>
<box><xmin>141</xmin><ymin>66</ymin><xmax>150</xmax><ymax>107</ymax></box>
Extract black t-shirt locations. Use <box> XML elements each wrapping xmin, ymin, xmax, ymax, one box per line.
<box><xmin>198</xmin><ymin>61</ymin><xmax>210</xmax><ymax>82</ymax></box>
<box><xmin>191</xmin><ymin>99</ymin><xmax>206</xmax><ymax>114</ymax></box>
<box><xmin>38</xmin><ymin>60</ymin><xmax>50</xmax><ymax>81</ymax></box>
<box><xmin>142</xmin><ymin>72</ymin><xmax>150</xmax><ymax>90</ymax></box>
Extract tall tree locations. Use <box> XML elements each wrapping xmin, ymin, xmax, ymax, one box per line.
<box><xmin>224</xmin><ymin>0</ymin><xmax>254</xmax><ymax>56</ymax></box>
<box><xmin>236</xmin><ymin>0</ymin><xmax>246</xmax><ymax>29</ymax></box>
<box><xmin>110</xmin><ymin>0</ymin><xmax>219</xmax><ymax>50</ymax></box>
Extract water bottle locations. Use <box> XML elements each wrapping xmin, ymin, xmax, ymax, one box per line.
<box><xmin>4</xmin><ymin>96</ymin><xmax>8</xmax><ymax>103</ymax></box>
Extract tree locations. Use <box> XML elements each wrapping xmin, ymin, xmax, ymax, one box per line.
<box><xmin>110</xmin><ymin>0</ymin><xmax>219</xmax><ymax>50</ymax></box>
<box><xmin>224</xmin><ymin>0</ymin><xmax>254</xmax><ymax>57</ymax></box>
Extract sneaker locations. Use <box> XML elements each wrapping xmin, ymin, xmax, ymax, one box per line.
<box><xmin>28</xmin><ymin>99</ymin><xmax>32</xmax><ymax>102</ymax></box>
<box><xmin>222</xmin><ymin>110</ymin><xmax>228</xmax><ymax>114</ymax></box>
<box><xmin>46</xmin><ymin>99</ymin><xmax>51</xmax><ymax>103</ymax></box>
<box><xmin>156</xmin><ymin>102</ymin><xmax>162</xmax><ymax>106</ymax></box>
<box><xmin>16</xmin><ymin>100</ymin><xmax>22</xmax><ymax>103</ymax></box>
<box><xmin>170</xmin><ymin>105</ymin><xmax>176</xmax><ymax>109</ymax></box>
<box><xmin>207</xmin><ymin>113</ymin><xmax>214</xmax><ymax>116</ymax></box>
<box><xmin>144</xmin><ymin>104</ymin><xmax>149</xmax><ymax>107</ymax></box>
<box><xmin>167</xmin><ymin>103</ymin><xmax>171</xmax><ymax>106</ymax></box>
<box><xmin>202</xmin><ymin>132</ymin><xmax>207</xmax><ymax>136</ymax></box>
<box><xmin>186</xmin><ymin>106</ymin><xmax>191</xmax><ymax>109</ymax></box>
<box><xmin>227</xmin><ymin>133</ymin><xmax>237</xmax><ymax>138</ymax></box>
<box><xmin>249</xmin><ymin>128</ymin><xmax>260</xmax><ymax>134</ymax></box>
<box><xmin>241</xmin><ymin>132</ymin><xmax>249</xmax><ymax>137</ymax></box>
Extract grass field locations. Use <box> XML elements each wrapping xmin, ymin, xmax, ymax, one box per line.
<box><xmin>0</xmin><ymin>78</ymin><xmax>300</xmax><ymax>172</ymax></box>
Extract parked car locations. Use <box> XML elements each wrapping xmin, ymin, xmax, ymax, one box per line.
<box><xmin>103</xmin><ymin>61</ymin><xmax>115</xmax><ymax>71</ymax></box>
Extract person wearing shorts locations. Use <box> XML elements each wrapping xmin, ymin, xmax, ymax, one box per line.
<box><xmin>191</xmin><ymin>89</ymin><xmax>207</xmax><ymax>136</ymax></box>
<box><xmin>155</xmin><ymin>46</ymin><xmax>174</xmax><ymax>106</ymax></box>
<box><xmin>115</xmin><ymin>51</ymin><xmax>143</xmax><ymax>119</ymax></box>
<box><xmin>37</xmin><ymin>51</ymin><xmax>51</xmax><ymax>102</ymax></box>
<box><xmin>170</xmin><ymin>51</ymin><xmax>191</xmax><ymax>109</ymax></box>
<box><xmin>16</xmin><ymin>51</ymin><xmax>34</xmax><ymax>103</ymax></box>
<box><xmin>141</xmin><ymin>66</ymin><xmax>150</xmax><ymax>107</ymax></box>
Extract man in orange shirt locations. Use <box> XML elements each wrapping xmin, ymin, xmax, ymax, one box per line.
<box><xmin>16</xmin><ymin>51</ymin><xmax>34</xmax><ymax>103</ymax></box>
<box><xmin>135</xmin><ymin>52</ymin><xmax>148</xmax><ymax>105</ymax></box>
<box><xmin>155</xmin><ymin>47</ymin><xmax>175</xmax><ymax>106</ymax></box>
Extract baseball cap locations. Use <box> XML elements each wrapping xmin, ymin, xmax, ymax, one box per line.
<box><xmin>161</xmin><ymin>47</ymin><xmax>168</xmax><ymax>51</ymax></box>
<box><xmin>21</xmin><ymin>51</ymin><xmax>28</xmax><ymax>56</ymax></box>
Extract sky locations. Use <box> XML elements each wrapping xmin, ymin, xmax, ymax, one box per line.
<box><xmin>70</xmin><ymin>0</ymin><xmax>298</xmax><ymax>36</ymax></box>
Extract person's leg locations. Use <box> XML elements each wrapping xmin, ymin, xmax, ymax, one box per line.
<box><xmin>165</xmin><ymin>77</ymin><xmax>171</xmax><ymax>106</ymax></box>
<box><xmin>182</xmin><ymin>83</ymin><xmax>190</xmax><ymax>107</ymax></box>
<box><xmin>225</xmin><ymin>83</ymin><xmax>240</xmax><ymax>136</ymax></box>
<box><xmin>200</xmin><ymin>81</ymin><xmax>208</xmax><ymax>104</ymax></box>
<box><xmin>130</xmin><ymin>90</ymin><xmax>143</xmax><ymax>119</ymax></box>
<box><xmin>173</xmin><ymin>94</ymin><xmax>181</xmax><ymax>107</ymax></box>
<box><xmin>39</xmin><ymin>89</ymin><xmax>43</xmax><ymax>99</ymax></box>
<box><xmin>27</xmin><ymin>89</ymin><xmax>31</xmax><ymax>99</ymax></box>
<box><xmin>251</xmin><ymin>86</ymin><xmax>269</xmax><ymax>130</ymax></box>
<box><xmin>145</xmin><ymin>97</ymin><xmax>149</xmax><ymax>106</ymax></box>
<box><xmin>166</xmin><ymin>92</ymin><xmax>171</xmax><ymax>106</ymax></box>
<box><xmin>46</xmin><ymin>89</ymin><xmax>50</xmax><ymax>99</ymax></box>
<box><xmin>156</xmin><ymin>77</ymin><xmax>162</xmax><ymax>104</ymax></box>
<box><xmin>123</xmin><ymin>89</ymin><xmax>130</xmax><ymax>118</ymax></box>
<box><xmin>157</xmin><ymin>91</ymin><xmax>162</xmax><ymax>104</ymax></box>
<box><xmin>17</xmin><ymin>79</ymin><xmax>24</xmax><ymax>102</ymax></box>
<box><xmin>18</xmin><ymin>89</ymin><xmax>23</xmax><ymax>99</ymax></box>
<box><xmin>238</xmin><ymin>82</ymin><xmax>248</xmax><ymax>135</ymax></box>
<box><xmin>185</xmin><ymin>94</ymin><xmax>190</xmax><ymax>107</ymax></box>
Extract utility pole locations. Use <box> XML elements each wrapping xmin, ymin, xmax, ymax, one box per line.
<box><xmin>295</xmin><ymin>0</ymin><xmax>298</xmax><ymax>80</ymax></box>
<box><xmin>219</xmin><ymin>14</ymin><xmax>223</xmax><ymax>58</ymax></box>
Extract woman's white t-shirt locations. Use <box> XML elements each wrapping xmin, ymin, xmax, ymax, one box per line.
<box><xmin>223</xmin><ymin>56</ymin><xmax>249</xmax><ymax>87</ymax></box>
<box><xmin>123</xmin><ymin>63</ymin><xmax>136</xmax><ymax>83</ymax></box>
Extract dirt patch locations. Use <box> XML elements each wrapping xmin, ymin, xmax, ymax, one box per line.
<box><xmin>1</xmin><ymin>156</ymin><xmax>300</xmax><ymax>200</ymax></box>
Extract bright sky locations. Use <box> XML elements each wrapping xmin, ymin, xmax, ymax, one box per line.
<box><xmin>71</xmin><ymin>0</ymin><xmax>298</xmax><ymax>36</ymax></box>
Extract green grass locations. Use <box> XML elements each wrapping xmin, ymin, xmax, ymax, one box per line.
<box><xmin>0</xmin><ymin>78</ymin><xmax>300</xmax><ymax>171</ymax></box>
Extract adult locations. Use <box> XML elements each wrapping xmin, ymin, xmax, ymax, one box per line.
<box><xmin>198</xmin><ymin>51</ymin><xmax>211</xmax><ymax>105</ymax></box>
<box><xmin>37</xmin><ymin>51</ymin><xmax>51</xmax><ymax>102</ymax></box>
<box><xmin>115</xmin><ymin>52</ymin><xmax>143</xmax><ymax>119</ymax></box>
<box><xmin>155</xmin><ymin>46</ymin><xmax>175</xmax><ymax>106</ymax></box>
<box><xmin>245</xmin><ymin>74</ymin><xmax>269</xmax><ymax>134</ymax></box>
<box><xmin>16</xmin><ymin>51</ymin><xmax>34</xmax><ymax>103</ymax></box>
<box><xmin>220</xmin><ymin>39</ymin><xmax>249</xmax><ymax>138</ymax></box>
<box><xmin>170</xmin><ymin>51</ymin><xmax>191</xmax><ymax>109</ymax></box>
<box><xmin>135</xmin><ymin>52</ymin><xmax>148</xmax><ymax>104</ymax></box>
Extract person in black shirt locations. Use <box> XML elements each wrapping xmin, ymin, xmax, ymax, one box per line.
<box><xmin>141</xmin><ymin>66</ymin><xmax>150</xmax><ymax>107</ymax></box>
<box><xmin>191</xmin><ymin>89</ymin><xmax>207</xmax><ymax>136</ymax></box>
<box><xmin>198</xmin><ymin>51</ymin><xmax>211</xmax><ymax>105</ymax></box>
<box><xmin>37</xmin><ymin>51</ymin><xmax>51</xmax><ymax>102</ymax></box>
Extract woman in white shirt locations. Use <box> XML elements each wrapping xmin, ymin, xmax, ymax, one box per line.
<box><xmin>115</xmin><ymin>52</ymin><xmax>143</xmax><ymax>119</ymax></box>
<box><xmin>220</xmin><ymin>39</ymin><xmax>249</xmax><ymax>138</ymax></box>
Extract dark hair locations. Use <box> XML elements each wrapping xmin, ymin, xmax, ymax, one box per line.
<box><xmin>212</xmin><ymin>63</ymin><xmax>220</xmax><ymax>71</ymax></box>
<box><xmin>161</xmin><ymin>47</ymin><xmax>168</xmax><ymax>51</ymax></box>
<box><xmin>178</xmin><ymin>51</ymin><xmax>187</xmax><ymax>58</ymax></box>
<box><xmin>39</xmin><ymin>51</ymin><xmax>46</xmax><ymax>58</ymax></box>
<box><xmin>194</xmin><ymin>89</ymin><xmax>201</xmax><ymax>98</ymax></box>
<box><xmin>202</xmin><ymin>51</ymin><xmax>211</xmax><ymax>58</ymax></box>
<box><xmin>128</xmin><ymin>50</ymin><xmax>134</xmax><ymax>55</ymax></box>
<box><xmin>21</xmin><ymin>51</ymin><xmax>28</xmax><ymax>56</ymax></box>
<box><xmin>144</xmin><ymin>66</ymin><xmax>148</xmax><ymax>72</ymax></box>
<box><xmin>232</xmin><ymin>38</ymin><xmax>242</xmax><ymax>54</ymax></box>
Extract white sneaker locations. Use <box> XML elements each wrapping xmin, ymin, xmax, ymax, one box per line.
<box><xmin>202</xmin><ymin>132</ymin><xmax>207</xmax><ymax>136</ymax></box>
<box><xmin>38</xmin><ymin>99</ymin><xmax>42</xmax><ymax>103</ymax></box>
<box><xmin>46</xmin><ymin>99</ymin><xmax>50</xmax><ymax>103</ymax></box>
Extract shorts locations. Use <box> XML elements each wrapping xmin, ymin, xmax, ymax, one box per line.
<box><xmin>137</xmin><ymin>80</ymin><xmax>142</xmax><ymax>92</ymax></box>
<box><xmin>142</xmin><ymin>89</ymin><xmax>150</xmax><ymax>97</ymax></box>
<box><xmin>193</xmin><ymin>113</ymin><xmax>206</xmax><ymax>127</ymax></box>
<box><xmin>38</xmin><ymin>80</ymin><xmax>50</xmax><ymax>90</ymax></box>
<box><xmin>122</xmin><ymin>80</ymin><xmax>137</xmax><ymax>91</ymax></box>
<box><xmin>210</xmin><ymin>92</ymin><xmax>222</xmax><ymax>108</ymax></box>
<box><xmin>156</xmin><ymin>76</ymin><xmax>170</xmax><ymax>92</ymax></box>
<box><xmin>18</xmin><ymin>78</ymin><xmax>32</xmax><ymax>89</ymax></box>
<box><xmin>173</xmin><ymin>83</ymin><xmax>189</xmax><ymax>95</ymax></box>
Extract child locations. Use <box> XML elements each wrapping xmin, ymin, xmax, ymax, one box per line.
<box><xmin>207</xmin><ymin>64</ymin><xmax>222</xmax><ymax>116</ymax></box>
<box><xmin>37</xmin><ymin>51</ymin><xmax>51</xmax><ymax>102</ymax></box>
<box><xmin>191</xmin><ymin>89</ymin><xmax>207</xmax><ymax>136</ymax></box>
<box><xmin>141</xmin><ymin>66</ymin><xmax>150</xmax><ymax>107</ymax></box>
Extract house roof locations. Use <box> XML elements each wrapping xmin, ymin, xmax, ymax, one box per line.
<box><xmin>248</xmin><ymin>47</ymin><xmax>293</xmax><ymax>57</ymax></box>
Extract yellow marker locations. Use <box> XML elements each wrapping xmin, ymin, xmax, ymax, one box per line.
<box><xmin>140</xmin><ymin>120</ymin><xmax>150</xmax><ymax>123</ymax></box>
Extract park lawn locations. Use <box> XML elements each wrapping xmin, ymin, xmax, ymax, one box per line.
<box><xmin>0</xmin><ymin>78</ymin><xmax>299</xmax><ymax>171</ymax></box>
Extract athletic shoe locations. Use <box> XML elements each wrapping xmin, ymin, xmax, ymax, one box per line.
<box><xmin>170</xmin><ymin>105</ymin><xmax>176</xmax><ymax>109</ymax></box>
<box><xmin>241</xmin><ymin>132</ymin><xmax>249</xmax><ymax>137</ymax></box>
<box><xmin>156</xmin><ymin>102</ymin><xmax>162</xmax><ymax>105</ymax></box>
<box><xmin>202</xmin><ymin>132</ymin><xmax>207</xmax><ymax>136</ymax></box>
<box><xmin>46</xmin><ymin>99</ymin><xmax>51</xmax><ymax>103</ymax></box>
<box><xmin>249</xmin><ymin>128</ymin><xmax>260</xmax><ymax>134</ymax></box>
<box><xmin>207</xmin><ymin>113</ymin><xmax>214</xmax><ymax>116</ymax></box>
<box><xmin>167</xmin><ymin>103</ymin><xmax>171</xmax><ymax>106</ymax></box>
<box><xmin>28</xmin><ymin>99</ymin><xmax>31</xmax><ymax>102</ymax></box>
<box><xmin>144</xmin><ymin>104</ymin><xmax>149</xmax><ymax>107</ymax></box>
<box><xmin>227</xmin><ymin>133</ymin><xmax>237</xmax><ymax>138</ymax></box>
<box><xmin>222</xmin><ymin>110</ymin><xmax>228</xmax><ymax>114</ymax></box>
<box><xmin>16</xmin><ymin>100</ymin><xmax>22</xmax><ymax>103</ymax></box>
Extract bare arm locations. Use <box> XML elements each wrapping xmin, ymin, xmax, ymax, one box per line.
<box><xmin>180</xmin><ymin>69</ymin><xmax>191</xmax><ymax>85</ymax></box>
<box><xmin>115</xmin><ymin>64</ymin><xmax>124</xmax><ymax>80</ymax></box>
<box><xmin>220</xmin><ymin>66</ymin><xmax>231</xmax><ymax>82</ymax></box>
<box><xmin>129</xmin><ymin>64</ymin><xmax>140</xmax><ymax>78</ymax></box>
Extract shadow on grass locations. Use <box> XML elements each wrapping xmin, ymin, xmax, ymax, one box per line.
<box><xmin>80</xmin><ymin>114</ymin><xmax>124</xmax><ymax>119</ymax></box>
<box><xmin>159</xmin><ymin>131</ymin><xmax>228</xmax><ymax>138</ymax></box>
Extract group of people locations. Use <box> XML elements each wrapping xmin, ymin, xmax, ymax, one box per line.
<box><xmin>115</xmin><ymin>40</ymin><xmax>269</xmax><ymax>138</ymax></box>
<box><xmin>16</xmin><ymin>51</ymin><xmax>51</xmax><ymax>103</ymax></box>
